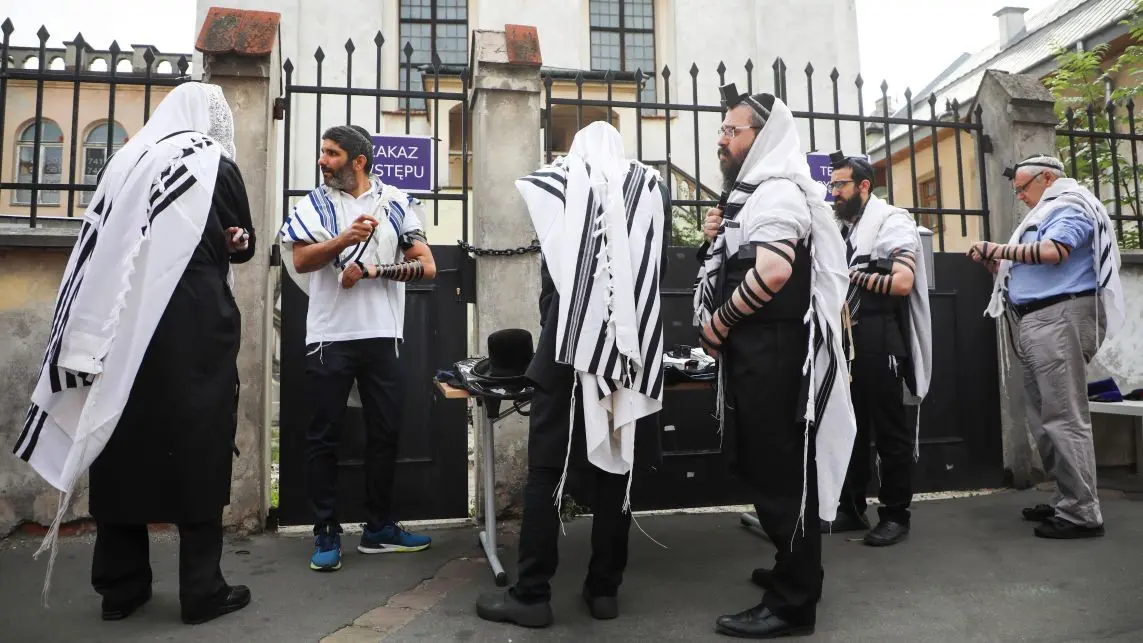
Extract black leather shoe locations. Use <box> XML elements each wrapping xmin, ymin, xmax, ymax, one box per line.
<box><xmin>101</xmin><ymin>586</ymin><xmax>152</xmax><ymax>621</ymax></box>
<box><xmin>715</xmin><ymin>603</ymin><xmax>814</xmax><ymax>639</ymax></box>
<box><xmin>1022</xmin><ymin>504</ymin><xmax>1054</xmax><ymax>522</ymax></box>
<box><xmin>476</xmin><ymin>590</ymin><xmax>553</xmax><ymax>628</ymax></box>
<box><xmin>863</xmin><ymin>520</ymin><xmax>909</xmax><ymax>547</ymax></box>
<box><xmin>749</xmin><ymin>568</ymin><xmax>824</xmax><ymax>603</ymax></box>
<box><xmin>820</xmin><ymin>512</ymin><xmax>869</xmax><ymax>533</ymax></box>
<box><xmin>582</xmin><ymin>587</ymin><xmax>619</xmax><ymax>620</ymax></box>
<box><xmin>181</xmin><ymin>585</ymin><xmax>251</xmax><ymax>625</ymax></box>
<box><xmin>1034</xmin><ymin>516</ymin><xmax>1105</xmax><ymax>539</ymax></box>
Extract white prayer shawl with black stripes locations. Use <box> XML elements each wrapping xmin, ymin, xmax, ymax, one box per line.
<box><xmin>845</xmin><ymin>195</ymin><xmax>933</xmax><ymax>458</ymax></box>
<box><xmin>279</xmin><ymin>176</ymin><xmax>409</xmax><ymax>272</ymax></box>
<box><xmin>845</xmin><ymin>195</ymin><xmax>932</xmax><ymax>401</ymax></box>
<box><xmin>693</xmin><ymin>95</ymin><xmax>856</xmax><ymax>524</ymax></box>
<box><xmin>985</xmin><ymin>177</ymin><xmax>1126</xmax><ymax>343</ymax></box>
<box><xmin>516</xmin><ymin>122</ymin><xmax>666</xmax><ymax>512</ymax></box>
<box><xmin>13</xmin><ymin>82</ymin><xmax>227</xmax><ymax>602</ymax></box>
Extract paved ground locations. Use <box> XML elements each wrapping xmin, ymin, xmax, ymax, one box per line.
<box><xmin>3</xmin><ymin>489</ymin><xmax>1142</xmax><ymax>643</ymax></box>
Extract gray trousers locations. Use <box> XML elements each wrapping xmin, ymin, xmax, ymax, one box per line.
<box><xmin>1014</xmin><ymin>295</ymin><xmax>1105</xmax><ymax>528</ymax></box>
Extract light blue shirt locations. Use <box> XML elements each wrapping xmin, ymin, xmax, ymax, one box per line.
<box><xmin>1007</xmin><ymin>205</ymin><xmax>1097</xmax><ymax>305</ymax></box>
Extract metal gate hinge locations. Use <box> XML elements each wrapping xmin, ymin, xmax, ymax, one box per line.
<box><xmin>273</xmin><ymin>97</ymin><xmax>287</xmax><ymax>121</ymax></box>
<box><xmin>270</xmin><ymin>244</ymin><xmax>281</xmax><ymax>267</ymax></box>
<box><xmin>980</xmin><ymin>134</ymin><xmax>993</xmax><ymax>153</ymax></box>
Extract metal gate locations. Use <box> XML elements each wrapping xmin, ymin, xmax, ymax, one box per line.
<box><xmin>544</xmin><ymin>59</ymin><xmax>1004</xmax><ymax>510</ymax></box>
<box><xmin>275</xmin><ymin>40</ymin><xmax>472</xmax><ymax>525</ymax></box>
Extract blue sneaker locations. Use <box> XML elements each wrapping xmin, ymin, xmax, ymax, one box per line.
<box><xmin>310</xmin><ymin>528</ymin><xmax>342</xmax><ymax>571</ymax></box>
<box><xmin>358</xmin><ymin>522</ymin><xmax>432</xmax><ymax>554</ymax></box>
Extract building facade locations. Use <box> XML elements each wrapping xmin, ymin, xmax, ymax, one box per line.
<box><xmin>2</xmin><ymin>40</ymin><xmax>190</xmax><ymax>219</ymax></box>
<box><xmin>192</xmin><ymin>0</ymin><xmax>863</xmax><ymax>245</ymax></box>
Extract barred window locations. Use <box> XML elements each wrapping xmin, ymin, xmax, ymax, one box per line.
<box><xmin>14</xmin><ymin>120</ymin><xmax>63</xmax><ymax>206</ymax></box>
<box><xmin>399</xmin><ymin>0</ymin><xmax>468</xmax><ymax>109</ymax></box>
<box><xmin>80</xmin><ymin>121</ymin><xmax>128</xmax><ymax>206</ymax></box>
<box><xmin>590</xmin><ymin>0</ymin><xmax>656</xmax><ymax>104</ymax></box>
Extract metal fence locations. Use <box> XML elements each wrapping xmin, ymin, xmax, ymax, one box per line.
<box><xmin>1056</xmin><ymin>101</ymin><xmax>1143</xmax><ymax>249</ymax></box>
<box><xmin>280</xmin><ymin>37</ymin><xmax>470</xmax><ymax>240</ymax></box>
<box><xmin>0</xmin><ymin>19</ymin><xmax>191</xmax><ymax>227</ymax></box>
<box><xmin>542</xmin><ymin>58</ymin><xmax>992</xmax><ymax>251</ymax></box>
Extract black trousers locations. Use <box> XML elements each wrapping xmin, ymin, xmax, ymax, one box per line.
<box><xmin>728</xmin><ymin>321</ymin><xmax>821</xmax><ymax>626</ymax></box>
<box><xmin>92</xmin><ymin>518</ymin><xmax>227</xmax><ymax>612</ymax></box>
<box><xmin>305</xmin><ymin>338</ymin><xmax>403</xmax><ymax>532</ymax></box>
<box><xmin>839</xmin><ymin>350</ymin><xmax>913</xmax><ymax>525</ymax></box>
<box><xmin>512</xmin><ymin>373</ymin><xmax>633</xmax><ymax>604</ymax></box>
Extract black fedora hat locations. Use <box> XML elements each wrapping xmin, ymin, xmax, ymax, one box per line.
<box><xmin>471</xmin><ymin>329</ymin><xmax>534</xmax><ymax>383</ymax></box>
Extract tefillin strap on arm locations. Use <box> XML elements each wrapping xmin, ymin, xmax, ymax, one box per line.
<box><xmin>713</xmin><ymin>240</ymin><xmax>797</xmax><ymax>331</ymax></box>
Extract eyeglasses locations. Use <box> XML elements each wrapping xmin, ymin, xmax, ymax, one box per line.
<box><xmin>1013</xmin><ymin>171</ymin><xmax>1045</xmax><ymax>195</ymax></box>
<box><xmin>829</xmin><ymin>179</ymin><xmax>855</xmax><ymax>191</ymax></box>
<box><xmin>717</xmin><ymin>124</ymin><xmax>757</xmax><ymax>139</ymax></box>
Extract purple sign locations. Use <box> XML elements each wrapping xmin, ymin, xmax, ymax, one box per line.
<box><xmin>368</xmin><ymin>134</ymin><xmax>433</xmax><ymax>192</ymax></box>
<box><xmin>806</xmin><ymin>152</ymin><xmax>837</xmax><ymax>202</ymax></box>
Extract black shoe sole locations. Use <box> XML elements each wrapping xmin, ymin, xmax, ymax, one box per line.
<box><xmin>715</xmin><ymin>623</ymin><xmax>816</xmax><ymax>638</ymax></box>
<box><xmin>1034</xmin><ymin>528</ymin><xmax>1105</xmax><ymax>539</ymax></box>
<box><xmin>475</xmin><ymin>604</ymin><xmax>553</xmax><ymax>628</ymax></box>
<box><xmin>182</xmin><ymin>593</ymin><xmax>251</xmax><ymax>625</ymax></box>
<box><xmin>102</xmin><ymin>588</ymin><xmax>152</xmax><ymax>621</ymax></box>
<box><xmin>863</xmin><ymin>532</ymin><xmax>909</xmax><ymax>547</ymax></box>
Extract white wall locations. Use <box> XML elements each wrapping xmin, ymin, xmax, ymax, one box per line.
<box><xmin>194</xmin><ymin>0</ymin><xmax>861</xmax><ymax>228</ymax></box>
<box><xmin>1090</xmin><ymin>260</ymin><xmax>1143</xmax><ymax>392</ymax></box>
<box><xmin>470</xmin><ymin>0</ymin><xmax>589</xmax><ymax>70</ymax></box>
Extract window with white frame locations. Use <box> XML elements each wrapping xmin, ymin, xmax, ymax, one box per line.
<box><xmin>15</xmin><ymin>120</ymin><xmax>63</xmax><ymax>206</ymax></box>
<box><xmin>81</xmin><ymin>121</ymin><xmax>128</xmax><ymax>205</ymax></box>
<box><xmin>399</xmin><ymin>0</ymin><xmax>468</xmax><ymax>109</ymax></box>
<box><xmin>590</xmin><ymin>0</ymin><xmax>656</xmax><ymax>104</ymax></box>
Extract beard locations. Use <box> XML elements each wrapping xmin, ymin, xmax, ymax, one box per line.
<box><xmin>834</xmin><ymin>194</ymin><xmax>864</xmax><ymax>222</ymax></box>
<box><xmin>323</xmin><ymin>164</ymin><xmax>358</xmax><ymax>192</ymax></box>
<box><xmin>718</xmin><ymin>145</ymin><xmax>744</xmax><ymax>193</ymax></box>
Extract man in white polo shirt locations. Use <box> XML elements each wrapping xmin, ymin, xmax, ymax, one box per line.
<box><xmin>280</xmin><ymin>125</ymin><xmax>437</xmax><ymax>571</ymax></box>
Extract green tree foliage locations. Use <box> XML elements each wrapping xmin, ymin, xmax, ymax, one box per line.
<box><xmin>1047</xmin><ymin>0</ymin><xmax>1143</xmax><ymax>249</ymax></box>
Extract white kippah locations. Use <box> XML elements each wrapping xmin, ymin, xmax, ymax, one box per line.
<box><xmin>1016</xmin><ymin>154</ymin><xmax>1065</xmax><ymax>172</ymax></box>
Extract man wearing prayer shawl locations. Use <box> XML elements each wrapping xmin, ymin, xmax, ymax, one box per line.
<box><xmin>14</xmin><ymin>82</ymin><xmax>254</xmax><ymax>623</ymax></box>
<box><xmin>475</xmin><ymin>122</ymin><xmax>666</xmax><ymax>628</ymax></box>
<box><xmin>825</xmin><ymin>152</ymin><xmax>932</xmax><ymax>547</ymax></box>
<box><xmin>695</xmin><ymin>86</ymin><xmax>855</xmax><ymax>639</ymax></box>
<box><xmin>968</xmin><ymin>154</ymin><xmax>1125</xmax><ymax>540</ymax></box>
<box><xmin>279</xmin><ymin>125</ymin><xmax>437</xmax><ymax>572</ymax></box>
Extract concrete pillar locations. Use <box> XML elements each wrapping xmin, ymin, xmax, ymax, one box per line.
<box><xmin>470</xmin><ymin>26</ymin><xmax>543</xmax><ymax>517</ymax></box>
<box><xmin>974</xmin><ymin>70</ymin><xmax>1059</xmax><ymax>487</ymax></box>
<box><xmin>196</xmin><ymin>7</ymin><xmax>282</xmax><ymax>532</ymax></box>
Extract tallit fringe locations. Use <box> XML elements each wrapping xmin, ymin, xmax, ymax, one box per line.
<box><xmin>36</xmin><ymin>224</ymin><xmax>150</xmax><ymax>606</ymax></box>
<box><xmin>715</xmin><ymin>363</ymin><xmax>726</xmax><ymax>437</ymax></box>
<box><xmin>913</xmin><ymin>405</ymin><xmax>922</xmax><ymax>462</ymax></box>
<box><xmin>554</xmin><ymin>376</ymin><xmax>578</xmax><ymax>536</ymax></box>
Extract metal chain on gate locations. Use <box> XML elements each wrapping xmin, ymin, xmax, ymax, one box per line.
<box><xmin>457</xmin><ymin>240</ymin><xmax>541</xmax><ymax>257</ymax></box>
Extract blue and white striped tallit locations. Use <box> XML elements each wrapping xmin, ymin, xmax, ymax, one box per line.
<box><xmin>14</xmin><ymin>82</ymin><xmax>233</xmax><ymax>603</ymax></box>
<box><xmin>280</xmin><ymin>176</ymin><xmax>414</xmax><ymax>271</ymax></box>
<box><xmin>516</xmin><ymin>121</ymin><xmax>666</xmax><ymax>512</ymax></box>
<box><xmin>985</xmin><ymin>177</ymin><xmax>1126</xmax><ymax>346</ymax></box>
<box><xmin>693</xmin><ymin>94</ymin><xmax>856</xmax><ymax>525</ymax></box>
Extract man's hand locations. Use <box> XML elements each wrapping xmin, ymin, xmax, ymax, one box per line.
<box><xmin>986</xmin><ymin>259</ymin><xmax>1000</xmax><ymax>275</ymax></box>
<box><xmin>340</xmin><ymin>261</ymin><xmax>365</xmax><ymax>289</ymax></box>
<box><xmin>967</xmin><ymin>240</ymin><xmax>997</xmax><ymax>264</ymax></box>
<box><xmin>699</xmin><ymin>321</ymin><xmax>722</xmax><ymax>360</ymax></box>
<box><xmin>226</xmin><ymin>227</ymin><xmax>250</xmax><ymax>254</ymax></box>
<box><xmin>337</xmin><ymin>214</ymin><xmax>379</xmax><ymax>248</ymax></box>
<box><xmin>703</xmin><ymin>207</ymin><xmax>724</xmax><ymax>243</ymax></box>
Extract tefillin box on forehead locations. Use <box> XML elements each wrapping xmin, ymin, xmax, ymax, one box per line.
<box><xmin>720</xmin><ymin>82</ymin><xmax>747</xmax><ymax>109</ymax></box>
